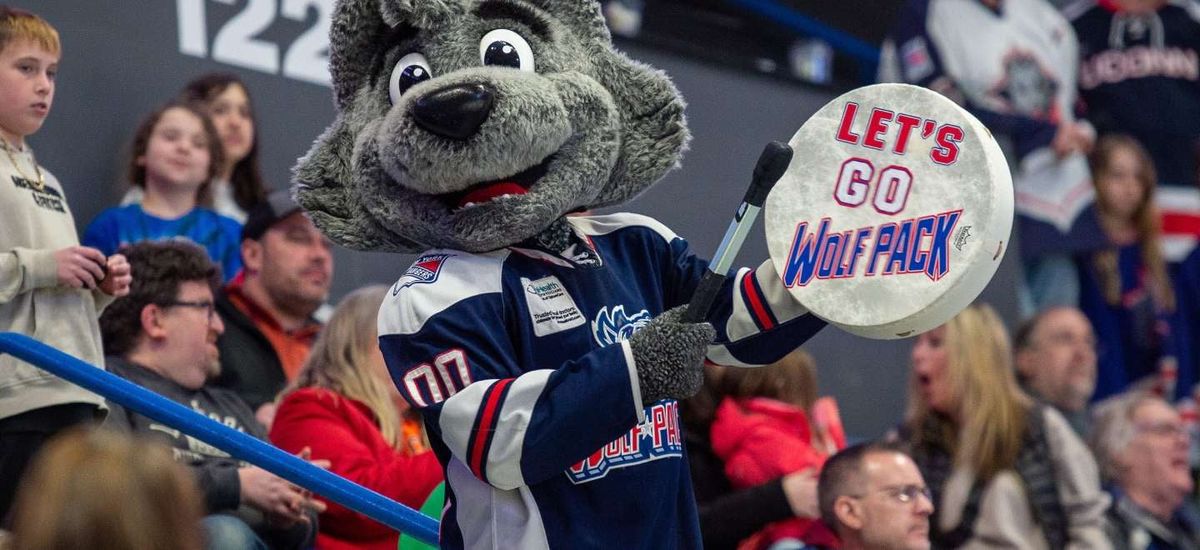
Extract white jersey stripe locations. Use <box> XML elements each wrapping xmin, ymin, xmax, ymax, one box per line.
<box><xmin>447</xmin><ymin>459</ymin><xmax>551</xmax><ymax>550</ymax></box>
<box><xmin>485</xmin><ymin>369</ymin><xmax>554</xmax><ymax>490</ymax></box>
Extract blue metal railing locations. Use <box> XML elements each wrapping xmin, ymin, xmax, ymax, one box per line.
<box><xmin>0</xmin><ymin>332</ymin><xmax>439</xmax><ymax>546</ymax></box>
<box><xmin>726</xmin><ymin>0</ymin><xmax>882</xmax><ymax>82</ymax></box>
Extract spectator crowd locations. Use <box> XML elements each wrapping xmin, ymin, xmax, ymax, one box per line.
<box><xmin>0</xmin><ymin>0</ymin><xmax>1199</xmax><ymax>548</ymax></box>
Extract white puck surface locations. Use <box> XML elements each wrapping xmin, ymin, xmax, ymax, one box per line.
<box><xmin>764</xmin><ymin>83</ymin><xmax>1013</xmax><ymax>339</ymax></box>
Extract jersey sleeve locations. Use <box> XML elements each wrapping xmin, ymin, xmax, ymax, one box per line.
<box><xmin>377</xmin><ymin>252</ymin><xmax>645</xmax><ymax>491</ymax></box>
<box><xmin>638</xmin><ymin>214</ymin><xmax>828</xmax><ymax>367</ymax></box>
<box><xmin>880</xmin><ymin>0</ymin><xmax>1059</xmax><ymax>159</ymax></box>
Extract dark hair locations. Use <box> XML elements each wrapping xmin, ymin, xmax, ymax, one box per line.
<box><xmin>180</xmin><ymin>73</ymin><xmax>269</xmax><ymax>211</ymax></box>
<box><xmin>817</xmin><ymin>442</ymin><xmax>909</xmax><ymax>530</ymax></box>
<box><xmin>99</xmin><ymin>241</ymin><xmax>219</xmax><ymax>357</ymax></box>
<box><xmin>126</xmin><ymin>100</ymin><xmax>224</xmax><ymax>204</ymax></box>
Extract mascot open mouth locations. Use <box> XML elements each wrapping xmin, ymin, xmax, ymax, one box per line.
<box><xmin>443</xmin><ymin>154</ymin><xmax>555</xmax><ymax>211</ymax></box>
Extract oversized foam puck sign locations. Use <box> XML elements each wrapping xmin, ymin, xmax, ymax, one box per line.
<box><xmin>764</xmin><ymin>83</ymin><xmax>1013</xmax><ymax>339</ymax></box>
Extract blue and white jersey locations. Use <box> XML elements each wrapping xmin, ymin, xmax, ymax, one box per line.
<box><xmin>880</xmin><ymin>0</ymin><xmax>1106</xmax><ymax>257</ymax></box>
<box><xmin>378</xmin><ymin>213</ymin><xmax>826</xmax><ymax>550</ymax></box>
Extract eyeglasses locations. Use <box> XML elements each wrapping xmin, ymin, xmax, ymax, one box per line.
<box><xmin>850</xmin><ymin>484</ymin><xmax>933</xmax><ymax>505</ymax></box>
<box><xmin>1135</xmin><ymin>422</ymin><xmax>1188</xmax><ymax>439</ymax></box>
<box><xmin>159</xmin><ymin>300</ymin><xmax>216</xmax><ymax>321</ymax></box>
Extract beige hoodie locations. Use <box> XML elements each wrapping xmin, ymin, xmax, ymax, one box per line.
<box><xmin>0</xmin><ymin>145</ymin><xmax>110</xmax><ymax>419</ymax></box>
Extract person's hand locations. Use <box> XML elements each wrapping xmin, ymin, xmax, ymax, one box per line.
<box><xmin>781</xmin><ymin>469</ymin><xmax>819</xmax><ymax>518</ymax></box>
<box><xmin>256</xmin><ymin>402</ymin><xmax>278</xmax><ymax>430</ymax></box>
<box><xmin>54</xmin><ymin>246</ymin><xmax>107</xmax><ymax>290</ymax></box>
<box><xmin>1051</xmin><ymin>122</ymin><xmax>1094</xmax><ymax>158</ymax></box>
<box><xmin>238</xmin><ymin>464</ymin><xmax>326</xmax><ymax>525</ymax></box>
<box><xmin>98</xmin><ymin>254</ymin><xmax>132</xmax><ymax>297</ymax></box>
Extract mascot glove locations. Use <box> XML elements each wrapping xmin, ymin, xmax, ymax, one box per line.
<box><xmin>629</xmin><ymin>306</ymin><xmax>716</xmax><ymax>406</ymax></box>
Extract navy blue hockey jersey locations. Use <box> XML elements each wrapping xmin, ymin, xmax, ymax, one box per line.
<box><xmin>378</xmin><ymin>213</ymin><xmax>826</xmax><ymax>549</ymax></box>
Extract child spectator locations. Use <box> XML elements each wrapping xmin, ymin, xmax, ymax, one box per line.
<box><xmin>0</xmin><ymin>5</ymin><xmax>132</xmax><ymax>525</ymax></box>
<box><xmin>270</xmin><ymin>285</ymin><xmax>443</xmax><ymax>550</ymax></box>
<box><xmin>708</xmin><ymin>349</ymin><xmax>844</xmax><ymax>550</ymax></box>
<box><xmin>123</xmin><ymin>73</ymin><xmax>269</xmax><ymax>223</ymax></box>
<box><xmin>1078</xmin><ymin>134</ymin><xmax>1178</xmax><ymax>401</ymax></box>
<box><xmin>7</xmin><ymin>429</ymin><xmax>204</xmax><ymax>550</ymax></box>
<box><xmin>84</xmin><ymin>101</ymin><xmax>242</xmax><ymax>281</ymax></box>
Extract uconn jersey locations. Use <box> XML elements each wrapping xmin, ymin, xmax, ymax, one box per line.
<box><xmin>378</xmin><ymin>214</ymin><xmax>826</xmax><ymax>549</ymax></box>
<box><xmin>880</xmin><ymin>0</ymin><xmax>1106</xmax><ymax>257</ymax></box>
<box><xmin>1068</xmin><ymin>0</ymin><xmax>1200</xmax><ymax>261</ymax></box>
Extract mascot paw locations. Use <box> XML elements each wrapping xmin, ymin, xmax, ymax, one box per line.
<box><xmin>629</xmin><ymin>306</ymin><xmax>715</xmax><ymax>405</ymax></box>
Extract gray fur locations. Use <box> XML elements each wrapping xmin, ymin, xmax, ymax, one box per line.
<box><xmin>628</xmin><ymin>307</ymin><xmax>715</xmax><ymax>406</ymax></box>
<box><xmin>294</xmin><ymin>0</ymin><xmax>689</xmax><ymax>253</ymax></box>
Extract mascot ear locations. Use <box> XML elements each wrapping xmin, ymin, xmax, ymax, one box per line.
<box><xmin>591</xmin><ymin>48</ymin><xmax>690</xmax><ymax>207</ymax></box>
<box><xmin>328</xmin><ymin>0</ymin><xmax>455</xmax><ymax>110</ymax></box>
<box><xmin>293</xmin><ymin>115</ymin><xmax>423</xmax><ymax>252</ymax></box>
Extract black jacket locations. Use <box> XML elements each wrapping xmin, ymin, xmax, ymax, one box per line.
<box><xmin>104</xmin><ymin>356</ymin><xmax>314</xmax><ymax>549</ymax></box>
<box><xmin>213</xmin><ymin>290</ymin><xmax>288</xmax><ymax>410</ymax></box>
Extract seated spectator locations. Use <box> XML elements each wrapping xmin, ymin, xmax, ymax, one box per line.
<box><xmin>709</xmin><ymin>348</ymin><xmax>843</xmax><ymax>549</ymax></box>
<box><xmin>900</xmin><ymin>303</ymin><xmax>1110</xmax><ymax>548</ymax></box>
<box><xmin>817</xmin><ymin>442</ymin><xmax>933</xmax><ymax>550</ymax></box>
<box><xmin>1090</xmin><ymin>391</ymin><xmax>1200</xmax><ymax>549</ymax></box>
<box><xmin>7</xmin><ymin>428</ymin><xmax>204</xmax><ymax>550</ymax></box>
<box><xmin>125</xmin><ymin>73</ymin><xmax>269</xmax><ymax>223</ymax></box>
<box><xmin>214</xmin><ymin>189</ymin><xmax>333</xmax><ymax>427</ymax></box>
<box><xmin>1079</xmin><ymin>135</ymin><xmax>1179</xmax><ymax>401</ymax></box>
<box><xmin>1014</xmin><ymin>306</ymin><xmax>1099</xmax><ymax>433</ymax></box>
<box><xmin>98</xmin><ymin>241</ymin><xmax>325</xmax><ymax>550</ymax></box>
<box><xmin>879</xmin><ymin>0</ymin><xmax>1105</xmax><ymax>313</ymax></box>
<box><xmin>683</xmin><ymin>360</ymin><xmax>822</xmax><ymax>550</ymax></box>
<box><xmin>83</xmin><ymin>101</ymin><xmax>242</xmax><ymax>281</ymax></box>
<box><xmin>270</xmin><ymin>285</ymin><xmax>443</xmax><ymax>550</ymax></box>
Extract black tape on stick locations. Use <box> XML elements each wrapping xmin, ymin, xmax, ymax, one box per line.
<box><xmin>683</xmin><ymin>141</ymin><xmax>793</xmax><ymax>323</ymax></box>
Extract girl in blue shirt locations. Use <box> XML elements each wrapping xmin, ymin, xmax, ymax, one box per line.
<box><xmin>1079</xmin><ymin>134</ymin><xmax>1178</xmax><ymax>401</ymax></box>
<box><xmin>84</xmin><ymin>101</ymin><xmax>242</xmax><ymax>281</ymax></box>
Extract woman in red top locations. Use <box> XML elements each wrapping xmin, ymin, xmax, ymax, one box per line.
<box><xmin>270</xmin><ymin>285</ymin><xmax>443</xmax><ymax>550</ymax></box>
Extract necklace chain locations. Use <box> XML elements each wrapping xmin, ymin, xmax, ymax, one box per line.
<box><xmin>1</xmin><ymin>138</ymin><xmax>44</xmax><ymax>191</ymax></box>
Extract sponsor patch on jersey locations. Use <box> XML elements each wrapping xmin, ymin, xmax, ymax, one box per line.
<box><xmin>522</xmin><ymin>275</ymin><xmax>585</xmax><ymax>337</ymax></box>
<box><xmin>566</xmin><ymin>400</ymin><xmax>683</xmax><ymax>484</ymax></box>
<box><xmin>901</xmin><ymin>37</ymin><xmax>934</xmax><ymax>82</ymax></box>
<box><xmin>394</xmin><ymin>253</ymin><xmax>452</xmax><ymax>293</ymax></box>
<box><xmin>591</xmin><ymin>305</ymin><xmax>652</xmax><ymax>347</ymax></box>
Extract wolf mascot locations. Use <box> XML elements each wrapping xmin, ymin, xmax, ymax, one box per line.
<box><xmin>294</xmin><ymin>1</ymin><xmax>827</xmax><ymax>547</ymax></box>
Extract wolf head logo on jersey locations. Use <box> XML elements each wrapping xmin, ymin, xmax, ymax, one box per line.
<box><xmin>592</xmin><ymin>305</ymin><xmax>652</xmax><ymax>347</ymax></box>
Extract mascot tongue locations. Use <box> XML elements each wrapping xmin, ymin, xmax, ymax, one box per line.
<box><xmin>458</xmin><ymin>181</ymin><xmax>527</xmax><ymax>207</ymax></box>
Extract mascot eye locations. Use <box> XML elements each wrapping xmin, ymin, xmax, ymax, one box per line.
<box><xmin>479</xmin><ymin>29</ymin><xmax>535</xmax><ymax>72</ymax></box>
<box><xmin>389</xmin><ymin>52</ymin><xmax>433</xmax><ymax>104</ymax></box>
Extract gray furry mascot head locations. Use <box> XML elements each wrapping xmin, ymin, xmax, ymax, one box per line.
<box><xmin>294</xmin><ymin>0</ymin><xmax>689</xmax><ymax>252</ymax></box>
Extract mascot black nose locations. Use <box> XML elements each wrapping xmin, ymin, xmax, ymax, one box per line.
<box><xmin>411</xmin><ymin>83</ymin><xmax>495</xmax><ymax>140</ymax></box>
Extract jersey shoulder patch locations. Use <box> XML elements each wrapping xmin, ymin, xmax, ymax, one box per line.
<box><xmin>379</xmin><ymin>249</ymin><xmax>509</xmax><ymax>337</ymax></box>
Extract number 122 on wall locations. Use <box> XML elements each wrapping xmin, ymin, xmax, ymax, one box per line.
<box><xmin>176</xmin><ymin>0</ymin><xmax>332</xmax><ymax>87</ymax></box>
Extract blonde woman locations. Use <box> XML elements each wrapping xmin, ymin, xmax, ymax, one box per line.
<box><xmin>9</xmin><ymin>429</ymin><xmax>204</xmax><ymax>550</ymax></box>
<box><xmin>269</xmin><ymin>286</ymin><xmax>443</xmax><ymax>550</ymax></box>
<box><xmin>900</xmin><ymin>303</ymin><xmax>1110</xmax><ymax>549</ymax></box>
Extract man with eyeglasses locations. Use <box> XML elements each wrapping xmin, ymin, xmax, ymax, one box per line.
<box><xmin>1090</xmin><ymin>391</ymin><xmax>1200</xmax><ymax>550</ymax></box>
<box><xmin>1014</xmin><ymin>306</ymin><xmax>1099</xmax><ymax>434</ymax></box>
<box><xmin>98</xmin><ymin>241</ymin><xmax>326</xmax><ymax>550</ymax></box>
<box><xmin>817</xmin><ymin>442</ymin><xmax>933</xmax><ymax>550</ymax></box>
